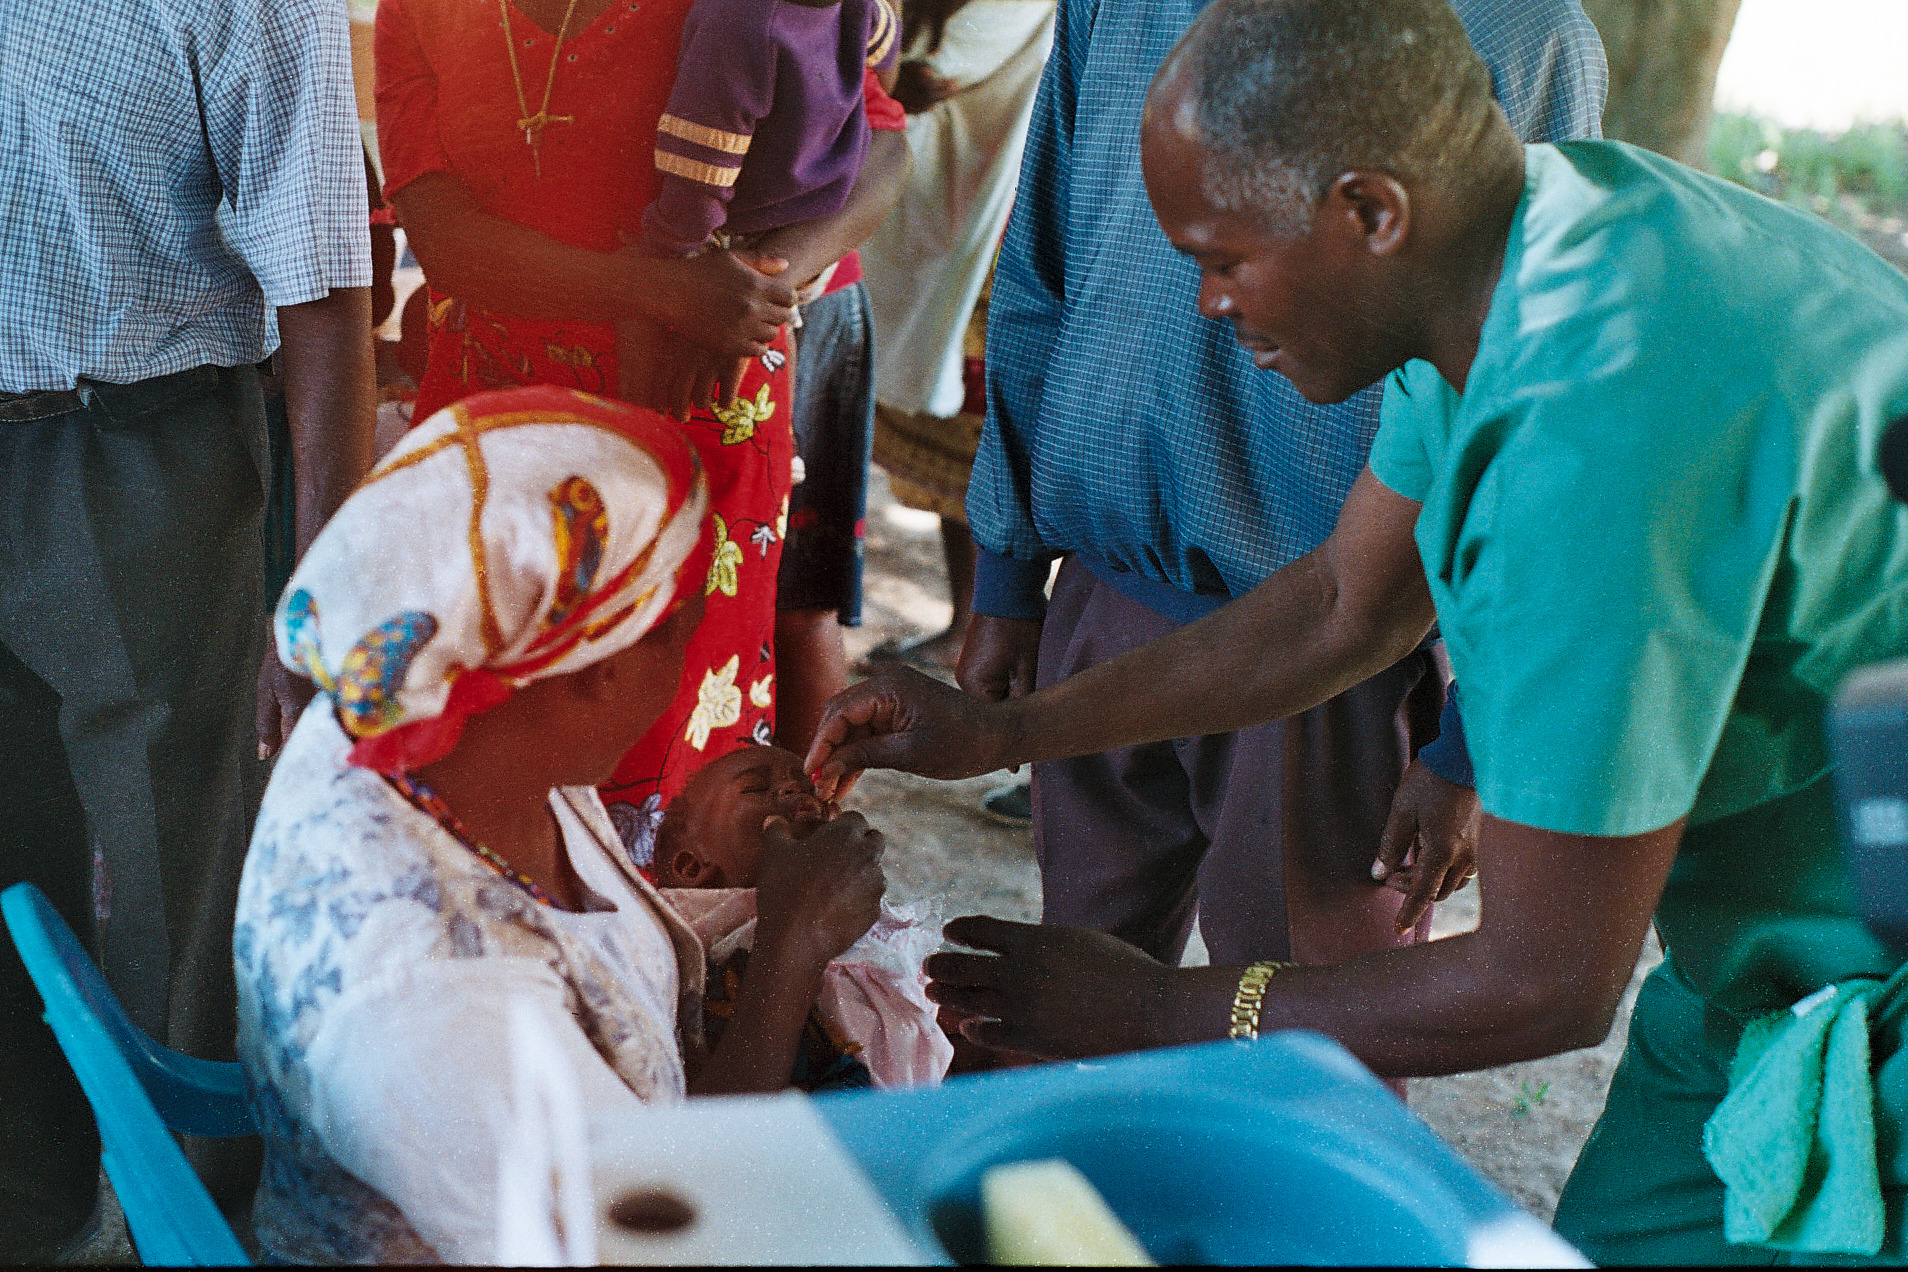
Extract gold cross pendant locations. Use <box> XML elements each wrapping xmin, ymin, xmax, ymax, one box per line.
<box><xmin>518</xmin><ymin>111</ymin><xmax>575</xmax><ymax>179</ymax></box>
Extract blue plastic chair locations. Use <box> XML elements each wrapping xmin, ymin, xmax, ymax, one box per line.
<box><xmin>2</xmin><ymin>882</ymin><xmax>254</xmax><ymax>1266</ymax></box>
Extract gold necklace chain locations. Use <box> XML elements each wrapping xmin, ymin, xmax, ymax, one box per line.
<box><xmin>498</xmin><ymin>0</ymin><xmax>584</xmax><ymax>178</ymax></box>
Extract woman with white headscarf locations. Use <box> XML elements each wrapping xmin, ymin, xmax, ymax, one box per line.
<box><xmin>235</xmin><ymin>386</ymin><xmax>886</xmax><ymax>1264</ymax></box>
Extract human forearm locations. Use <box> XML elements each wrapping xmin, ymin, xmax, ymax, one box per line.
<box><xmin>749</xmin><ymin>131</ymin><xmax>911</xmax><ymax>286</ymax></box>
<box><xmin>275</xmin><ymin>288</ymin><xmax>377</xmax><ymax>555</ymax></box>
<box><xmin>398</xmin><ymin>172</ymin><xmax>793</xmax><ymax>358</ymax></box>
<box><xmin>995</xmin><ymin>470</ymin><xmax>1432</xmax><ymax>764</ymax></box>
<box><xmin>687</xmin><ymin>936</ymin><xmax>829</xmax><ymax>1096</ymax></box>
<box><xmin>1159</xmin><ymin>930</ymin><xmax>1617</xmax><ymax>1079</ymax></box>
<box><xmin>806</xmin><ymin>472</ymin><xmax>1432</xmax><ymax>793</ymax></box>
<box><xmin>1162</xmin><ymin>824</ymin><xmax>1675</xmax><ymax>1076</ymax></box>
<box><xmin>393</xmin><ymin>173</ymin><xmax>636</xmax><ymax>322</ymax></box>
<box><xmin>932</xmin><ymin>816</ymin><xmax>1683</xmax><ymax>1077</ymax></box>
<box><xmin>1002</xmin><ymin>552</ymin><xmax>1426</xmax><ymax>767</ymax></box>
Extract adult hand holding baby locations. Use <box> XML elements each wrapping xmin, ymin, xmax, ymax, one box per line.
<box><xmin>754</xmin><ymin>811</ymin><xmax>887</xmax><ymax>968</ymax></box>
<box><xmin>625</xmin><ymin>245</ymin><xmax>796</xmax><ymax>358</ymax></box>
<box><xmin>614</xmin><ymin>245</ymin><xmax>796</xmax><ymax>417</ymax></box>
<box><xmin>689</xmin><ymin>810</ymin><xmax>886</xmax><ymax>1095</ymax></box>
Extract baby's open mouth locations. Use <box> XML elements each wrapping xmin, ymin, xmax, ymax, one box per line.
<box><xmin>782</xmin><ymin>793</ymin><xmax>833</xmax><ymax>835</ymax></box>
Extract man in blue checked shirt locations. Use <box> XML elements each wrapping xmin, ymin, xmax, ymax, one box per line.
<box><xmin>0</xmin><ymin>0</ymin><xmax>374</xmax><ymax>1254</ymax></box>
<box><xmin>950</xmin><ymin>1</ymin><xmax>1605</xmax><ymax>982</ymax></box>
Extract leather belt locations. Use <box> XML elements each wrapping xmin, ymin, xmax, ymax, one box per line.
<box><xmin>0</xmin><ymin>387</ymin><xmax>87</xmax><ymax>422</ymax></box>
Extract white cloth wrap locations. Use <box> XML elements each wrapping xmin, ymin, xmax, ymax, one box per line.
<box><xmin>862</xmin><ymin>0</ymin><xmax>1057</xmax><ymax>417</ymax></box>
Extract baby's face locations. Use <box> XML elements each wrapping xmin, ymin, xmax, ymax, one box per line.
<box><xmin>669</xmin><ymin>745</ymin><xmax>831</xmax><ymax>887</ymax></box>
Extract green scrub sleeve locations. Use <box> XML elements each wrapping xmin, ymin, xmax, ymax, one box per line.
<box><xmin>1369</xmin><ymin>365</ymin><xmax>1440</xmax><ymax>501</ymax></box>
<box><xmin>1429</xmin><ymin>388</ymin><xmax>1789</xmax><ymax>838</ymax></box>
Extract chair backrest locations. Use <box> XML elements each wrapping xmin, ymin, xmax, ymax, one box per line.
<box><xmin>2</xmin><ymin>883</ymin><xmax>252</xmax><ymax>1267</ymax></box>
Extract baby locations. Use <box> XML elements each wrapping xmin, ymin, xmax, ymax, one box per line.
<box><xmin>655</xmin><ymin>744</ymin><xmax>953</xmax><ymax>1090</ymax></box>
<box><xmin>643</xmin><ymin>0</ymin><xmax>900</xmax><ymax>259</ymax></box>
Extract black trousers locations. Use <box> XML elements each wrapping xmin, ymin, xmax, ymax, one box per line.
<box><xmin>0</xmin><ymin>365</ymin><xmax>266</xmax><ymax>1251</ymax></box>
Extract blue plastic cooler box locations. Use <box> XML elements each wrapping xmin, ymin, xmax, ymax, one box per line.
<box><xmin>815</xmin><ymin>1030</ymin><xmax>1581</xmax><ymax>1266</ymax></box>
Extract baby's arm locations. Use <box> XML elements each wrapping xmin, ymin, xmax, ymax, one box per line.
<box><xmin>641</xmin><ymin>0</ymin><xmax>782</xmax><ymax>256</ymax></box>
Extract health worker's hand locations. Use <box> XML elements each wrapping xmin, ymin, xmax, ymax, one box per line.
<box><xmin>1373</xmin><ymin>760</ymin><xmax>1481</xmax><ymax>934</ymax></box>
<box><xmin>925</xmin><ymin>916</ymin><xmax>1172</xmax><ymax>1060</ymax></box>
<box><xmin>803</xmin><ymin>666</ymin><xmax>1014</xmax><ymax>801</ymax></box>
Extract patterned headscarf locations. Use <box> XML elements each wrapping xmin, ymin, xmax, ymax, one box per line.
<box><xmin>278</xmin><ymin>387</ymin><xmax>710</xmax><ymax>774</ymax></box>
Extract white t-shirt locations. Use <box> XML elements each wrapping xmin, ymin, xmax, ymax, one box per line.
<box><xmin>236</xmin><ymin>707</ymin><xmax>705</xmax><ymax>1264</ymax></box>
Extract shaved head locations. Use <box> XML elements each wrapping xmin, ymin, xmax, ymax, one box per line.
<box><xmin>1151</xmin><ymin>0</ymin><xmax>1504</xmax><ymax>237</ymax></box>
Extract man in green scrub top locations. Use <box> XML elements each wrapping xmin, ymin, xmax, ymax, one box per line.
<box><xmin>804</xmin><ymin>0</ymin><xmax>1908</xmax><ymax>1260</ymax></box>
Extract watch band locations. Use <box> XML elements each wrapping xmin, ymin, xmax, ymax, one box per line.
<box><xmin>1228</xmin><ymin>960</ymin><xmax>1294</xmax><ymax>1040</ymax></box>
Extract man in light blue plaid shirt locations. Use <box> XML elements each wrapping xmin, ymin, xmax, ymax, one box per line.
<box><xmin>949</xmin><ymin>1</ymin><xmax>1606</xmax><ymax>982</ymax></box>
<box><xmin>0</xmin><ymin>0</ymin><xmax>373</xmax><ymax>1253</ymax></box>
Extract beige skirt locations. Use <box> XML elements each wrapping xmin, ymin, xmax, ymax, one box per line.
<box><xmin>872</xmin><ymin>273</ymin><xmax>989</xmax><ymax>523</ymax></box>
<box><xmin>872</xmin><ymin>404</ymin><xmax>983</xmax><ymax>522</ymax></box>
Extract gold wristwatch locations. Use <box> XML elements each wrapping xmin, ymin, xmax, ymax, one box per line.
<box><xmin>1228</xmin><ymin>960</ymin><xmax>1293</xmax><ymax>1040</ymax></box>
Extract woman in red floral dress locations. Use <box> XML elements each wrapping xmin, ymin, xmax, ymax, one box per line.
<box><xmin>377</xmin><ymin>0</ymin><xmax>905</xmax><ymax>859</ymax></box>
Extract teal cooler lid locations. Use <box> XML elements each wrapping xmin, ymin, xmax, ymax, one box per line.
<box><xmin>815</xmin><ymin>1031</ymin><xmax>1580</xmax><ymax>1267</ymax></box>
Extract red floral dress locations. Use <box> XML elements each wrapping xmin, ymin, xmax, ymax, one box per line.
<box><xmin>378</xmin><ymin>0</ymin><xmax>791</xmax><ymax>851</ymax></box>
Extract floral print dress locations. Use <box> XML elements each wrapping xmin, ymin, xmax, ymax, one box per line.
<box><xmin>599</xmin><ymin>364</ymin><xmax>793</xmax><ymax>858</ymax></box>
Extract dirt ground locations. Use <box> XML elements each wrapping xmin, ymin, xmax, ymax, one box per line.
<box><xmin>847</xmin><ymin>469</ymin><xmax>1663</xmax><ymax>1226</ymax></box>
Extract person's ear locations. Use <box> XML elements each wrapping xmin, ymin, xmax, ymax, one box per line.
<box><xmin>1325</xmin><ymin>171</ymin><xmax>1411</xmax><ymax>258</ymax></box>
<box><xmin>668</xmin><ymin>848</ymin><xmax>726</xmax><ymax>888</ymax></box>
<box><xmin>669</xmin><ymin>848</ymin><xmax>707</xmax><ymax>885</ymax></box>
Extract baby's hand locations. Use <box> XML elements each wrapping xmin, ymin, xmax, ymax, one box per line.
<box><xmin>756</xmin><ymin>812</ymin><xmax>885</xmax><ymax>965</ymax></box>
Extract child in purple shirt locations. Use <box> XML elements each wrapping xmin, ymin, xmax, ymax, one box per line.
<box><xmin>643</xmin><ymin>0</ymin><xmax>900</xmax><ymax>257</ymax></box>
